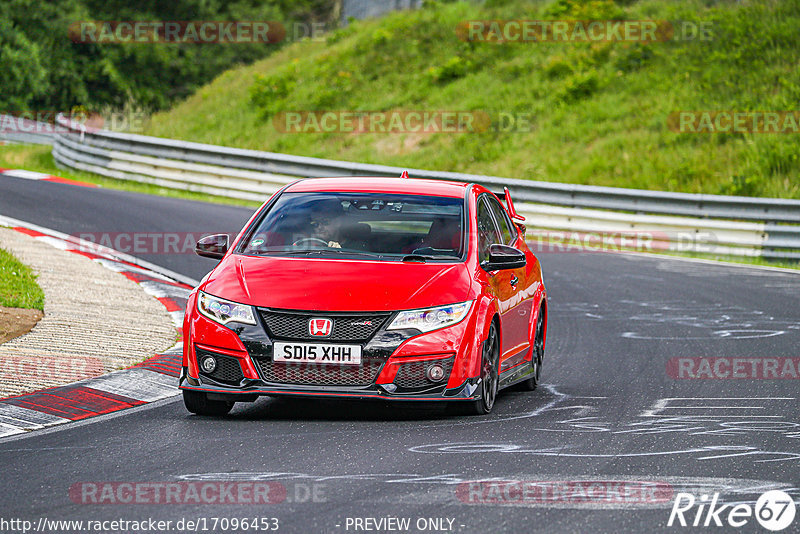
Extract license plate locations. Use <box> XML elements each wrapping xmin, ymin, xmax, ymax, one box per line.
<box><xmin>273</xmin><ymin>342</ymin><xmax>362</xmax><ymax>365</ymax></box>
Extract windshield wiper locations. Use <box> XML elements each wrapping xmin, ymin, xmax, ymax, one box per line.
<box><xmin>264</xmin><ymin>249</ymin><xmax>383</xmax><ymax>258</ymax></box>
<box><xmin>402</xmin><ymin>254</ymin><xmax>428</xmax><ymax>263</ymax></box>
<box><xmin>266</xmin><ymin>249</ymin><xmax>328</xmax><ymax>256</ymax></box>
<box><xmin>330</xmin><ymin>250</ymin><xmax>383</xmax><ymax>258</ymax></box>
<box><xmin>402</xmin><ymin>254</ymin><xmax>461</xmax><ymax>262</ymax></box>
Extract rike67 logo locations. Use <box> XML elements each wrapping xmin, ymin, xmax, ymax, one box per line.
<box><xmin>668</xmin><ymin>490</ymin><xmax>796</xmax><ymax>531</ymax></box>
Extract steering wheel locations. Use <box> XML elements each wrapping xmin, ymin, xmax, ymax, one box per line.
<box><xmin>292</xmin><ymin>237</ymin><xmax>329</xmax><ymax>248</ymax></box>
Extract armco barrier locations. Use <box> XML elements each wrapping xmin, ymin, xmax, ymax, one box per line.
<box><xmin>0</xmin><ymin>114</ymin><xmax>57</xmax><ymax>145</ymax></box>
<box><xmin>47</xmin><ymin>114</ymin><xmax>800</xmax><ymax>260</ymax></box>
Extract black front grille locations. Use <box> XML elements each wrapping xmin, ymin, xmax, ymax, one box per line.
<box><xmin>394</xmin><ymin>356</ymin><xmax>454</xmax><ymax>389</ymax></box>
<box><xmin>259</xmin><ymin>310</ymin><xmax>390</xmax><ymax>342</ymax></box>
<box><xmin>196</xmin><ymin>348</ymin><xmax>245</xmax><ymax>385</ymax></box>
<box><xmin>252</xmin><ymin>356</ymin><xmax>385</xmax><ymax>387</ymax></box>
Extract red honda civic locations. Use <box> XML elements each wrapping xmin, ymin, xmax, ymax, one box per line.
<box><xmin>180</xmin><ymin>175</ymin><xmax>547</xmax><ymax>416</ymax></box>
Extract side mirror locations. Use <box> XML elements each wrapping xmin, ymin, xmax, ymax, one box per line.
<box><xmin>482</xmin><ymin>244</ymin><xmax>526</xmax><ymax>271</ymax></box>
<box><xmin>195</xmin><ymin>234</ymin><xmax>229</xmax><ymax>260</ymax></box>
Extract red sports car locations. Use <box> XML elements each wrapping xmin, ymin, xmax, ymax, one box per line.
<box><xmin>180</xmin><ymin>175</ymin><xmax>547</xmax><ymax>415</ymax></box>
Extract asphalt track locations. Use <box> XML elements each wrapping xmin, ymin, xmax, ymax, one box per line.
<box><xmin>1</xmin><ymin>175</ymin><xmax>799</xmax><ymax>533</ymax></box>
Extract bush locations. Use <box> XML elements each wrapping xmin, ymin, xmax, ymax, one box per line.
<box><xmin>0</xmin><ymin>0</ymin><xmax>336</xmax><ymax>113</ymax></box>
<box><xmin>544</xmin><ymin>57</ymin><xmax>574</xmax><ymax>79</ymax></box>
<box><xmin>426</xmin><ymin>56</ymin><xmax>473</xmax><ymax>84</ymax></box>
<box><xmin>544</xmin><ymin>0</ymin><xmax>626</xmax><ymax>19</ymax></box>
<box><xmin>614</xmin><ymin>43</ymin><xmax>656</xmax><ymax>72</ymax></box>
<box><xmin>249</xmin><ymin>66</ymin><xmax>297</xmax><ymax>118</ymax></box>
<box><xmin>558</xmin><ymin>71</ymin><xmax>600</xmax><ymax>102</ymax></box>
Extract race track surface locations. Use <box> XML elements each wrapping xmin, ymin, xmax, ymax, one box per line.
<box><xmin>1</xmin><ymin>176</ymin><xmax>799</xmax><ymax>533</ymax></box>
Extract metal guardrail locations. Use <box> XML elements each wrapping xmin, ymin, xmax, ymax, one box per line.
<box><xmin>0</xmin><ymin>114</ymin><xmax>56</xmax><ymax>145</ymax></box>
<box><xmin>342</xmin><ymin>0</ymin><xmax>422</xmax><ymax>25</ymax></box>
<box><xmin>49</xmin><ymin>114</ymin><xmax>800</xmax><ymax>260</ymax></box>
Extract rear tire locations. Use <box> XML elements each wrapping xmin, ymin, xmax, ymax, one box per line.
<box><xmin>183</xmin><ymin>390</ymin><xmax>234</xmax><ymax>416</ymax></box>
<box><xmin>519</xmin><ymin>308</ymin><xmax>545</xmax><ymax>392</ymax></box>
<box><xmin>458</xmin><ymin>321</ymin><xmax>500</xmax><ymax>416</ymax></box>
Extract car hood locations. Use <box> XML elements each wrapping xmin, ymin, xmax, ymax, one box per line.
<box><xmin>201</xmin><ymin>254</ymin><xmax>473</xmax><ymax>312</ymax></box>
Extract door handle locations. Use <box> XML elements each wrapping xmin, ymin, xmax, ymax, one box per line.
<box><xmin>510</xmin><ymin>275</ymin><xmax>519</xmax><ymax>287</ymax></box>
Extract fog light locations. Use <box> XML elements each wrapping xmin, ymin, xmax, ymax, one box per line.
<box><xmin>200</xmin><ymin>355</ymin><xmax>217</xmax><ymax>373</ymax></box>
<box><xmin>426</xmin><ymin>364</ymin><xmax>445</xmax><ymax>382</ymax></box>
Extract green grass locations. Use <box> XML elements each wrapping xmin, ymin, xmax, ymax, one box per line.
<box><xmin>141</xmin><ymin>0</ymin><xmax>800</xmax><ymax>199</ymax></box>
<box><xmin>0</xmin><ymin>144</ymin><xmax>259</xmax><ymax>208</ymax></box>
<box><xmin>0</xmin><ymin>247</ymin><xmax>45</xmax><ymax>310</ymax></box>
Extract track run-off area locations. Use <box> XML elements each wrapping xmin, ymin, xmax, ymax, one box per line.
<box><xmin>1</xmin><ymin>173</ymin><xmax>799</xmax><ymax>533</ymax></box>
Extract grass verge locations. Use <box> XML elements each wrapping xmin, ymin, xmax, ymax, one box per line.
<box><xmin>0</xmin><ymin>246</ymin><xmax>45</xmax><ymax>310</ymax></box>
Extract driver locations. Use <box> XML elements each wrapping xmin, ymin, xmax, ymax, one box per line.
<box><xmin>302</xmin><ymin>198</ymin><xmax>345</xmax><ymax>248</ymax></box>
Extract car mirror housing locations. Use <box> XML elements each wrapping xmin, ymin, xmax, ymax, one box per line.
<box><xmin>482</xmin><ymin>244</ymin><xmax>526</xmax><ymax>271</ymax></box>
<box><xmin>195</xmin><ymin>234</ymin><xmax>229</xmax><ymax>260</ymax></box>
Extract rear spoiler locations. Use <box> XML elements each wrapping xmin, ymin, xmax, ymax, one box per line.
<box><xmin>494</xmin><ymin>187</ymin><xmax>526</xmax><ymax>222</ymax></box>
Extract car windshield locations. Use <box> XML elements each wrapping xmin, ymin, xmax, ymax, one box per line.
<box><xmin>239</xmin><ymin>192</ymin><xmax>465</xmax><ymax>261</ymax></box>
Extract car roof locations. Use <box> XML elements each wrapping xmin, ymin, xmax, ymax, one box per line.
<box><xmin>284</xmin><ymin>177</ymin><xmax>470</xmax><ymax>198</ymax></box>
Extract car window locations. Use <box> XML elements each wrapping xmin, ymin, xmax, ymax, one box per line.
<box><xmin>476</xmin><ymin>197</ymin><xmax>501</xmax><ymax>263</ymax></box>
<box><xmin>485</xmin><ymin>195</ymin><xmax>516</xmax><ymax>245</ymax></box>
<box><xmin>238</xmin><ymin>192</ymin><xmax>465</xmax><ymax>261</ymax></box>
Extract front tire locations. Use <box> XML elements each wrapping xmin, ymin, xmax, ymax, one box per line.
<box><xmin>459</xmin><ymin>321</ymin><xmax>500</xmax><ymax>416</ymax></box>
<box><xmin>183</xmin><ymin>390</ymin><xmax>234</xmax><ymax>416</ymax></box>
<box><xmin>519</xmin><ymin>308</ymin><xmax>545</xmax><ymax>391</ymax></box>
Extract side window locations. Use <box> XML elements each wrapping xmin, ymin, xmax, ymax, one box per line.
<box><xmin>486</xmin><ymin>196</ymin><xmax>516</xmax><ymax>245</ymax></box>
<box><xmin>476</xmin><ymin>198</ymin><xmax>501</xmax><ymax>263</ymax></box>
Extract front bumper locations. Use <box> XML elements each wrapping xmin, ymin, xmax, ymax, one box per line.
<box><xmin>182</xmin><ymin>304</ymin><xmax>482</xmax><ymax>401</ymax></box>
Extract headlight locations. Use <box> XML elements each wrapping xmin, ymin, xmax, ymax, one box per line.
<box><xmin>387</xmin><ymin>301</ymin><xmax>472</xmax><ymax>333</ymax></box>
<box><xmin>197</xmin><ymin>291</ymin><xmax>256</xmax><ymax>326</ymax></box>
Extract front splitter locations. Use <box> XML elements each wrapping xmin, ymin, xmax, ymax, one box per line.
<box><xmin>179</xmin><ymin>371</ymin><xmax>480</xmax><ymax>402</ymax></box>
